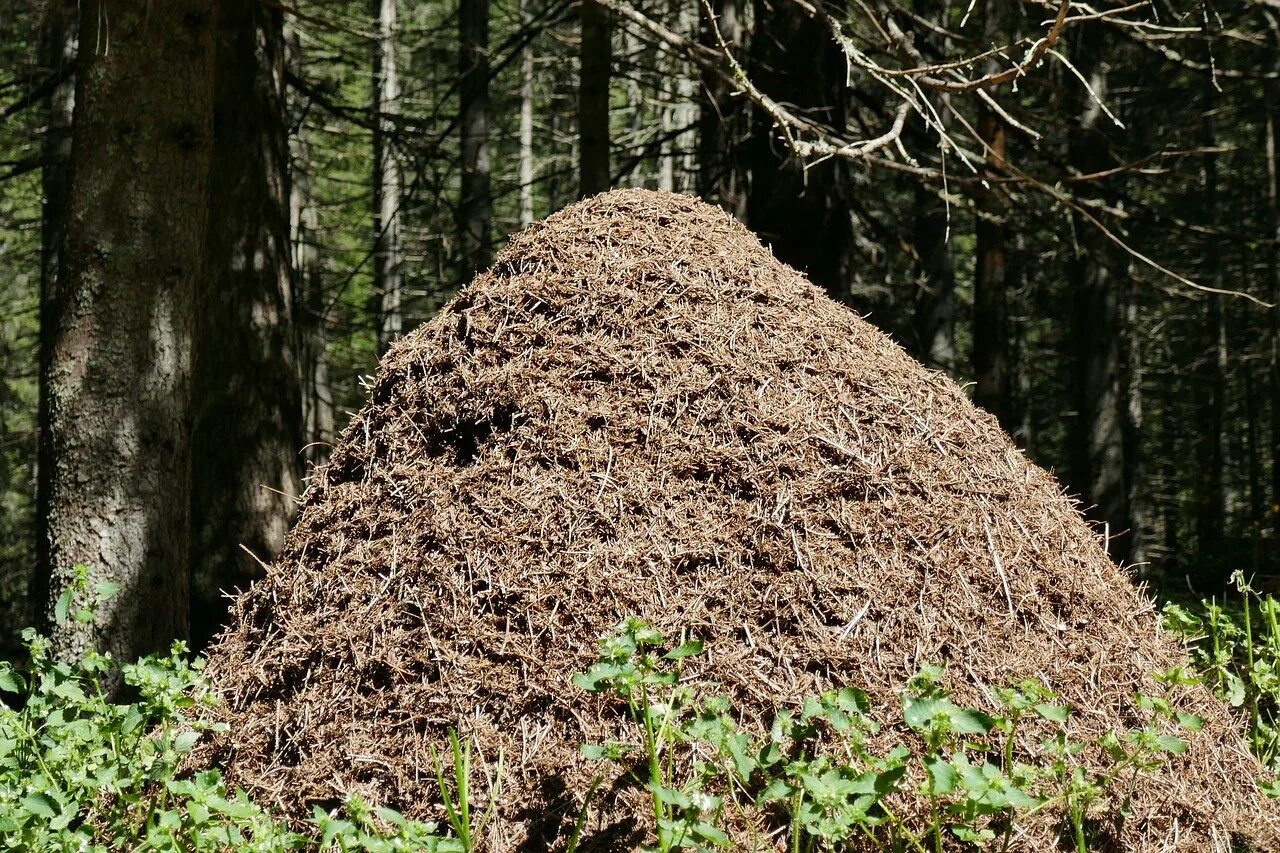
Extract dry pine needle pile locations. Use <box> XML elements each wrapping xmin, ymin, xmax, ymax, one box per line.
<box><xmin>200</xmin><ymin>189</ymin><xmax>1279</xmax><ymax>851</ymax></box>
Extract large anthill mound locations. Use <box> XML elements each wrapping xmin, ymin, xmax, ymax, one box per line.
<box><xmin>202</xmin><ymin>190</ymin><xmax>1277</xmax><ymax>850</ymax></box>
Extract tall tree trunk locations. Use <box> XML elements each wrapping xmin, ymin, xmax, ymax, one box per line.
<box><xmin>371</xmin><ymin>0</ymin><xmax>403</xmax><ymax>354</ymax></box>
<box><xmin>191</xmin><ymin>0</ymin><xmax>301</xmax><ymax>649</ymax></box>
<box><xmin>1064</xmin><ymin>25</ymin><xmax>1137</xmax><ymax>565</ymax></box>
<box><xmin>907</xmin><ymin>0</ymin><xmax>954</xmax><ymax>373</ymax></box>
<box><xmin>744</xmin><ymin>0</ymin><xmax>852</xmax><ymax>297</ymax></box>
<box><xmin>288</xmin><ymin>27</ymin><xmax>333</xmax><ymax>472</ymax></box>
<box><xmin>519</xmin><ymin>0</ymin><xmax>536</xmax><ymax>227</ymax></box>
<box><xmin>1196</xmin><ymin>75</ymin><xmax>1228</xmax><ymax>562</ymax></box>
<box><xmin>971</xmin><ymin>0</ymin><xmax>1027</xmax><ymax>434</ymax></box>
<box><xmin>670</xmin><ymin>1</ymin><xmax>699</xmax><ymax>192</ymax></box>
<box><xmin>42</xmin><ymin>0</ymin><xmax>217</xmax><ymax>664</ymax></box>
<box><xmin>37</xmin><ymin>0</ymin><xmax>75</xmax><ymax>297</ymax></box>
<box><xmin>1247</xmin><ymin>367</ymin><xmax>1265</xmax><ymax>532</ymax></box>
<box><xmin>579</xmin><ymin>0</ymin><xmax>611</xmax><ymax>197</ymax></box>
<box><xmin>1123</xmin><ymin>273</ymin><xmax>1146</xmax><ymax>569</ymax></box>
<box><xmin>33</xmin><ymin>0</ymin><xmax>77</xmax><ymax>628</ymax></box>
<box><xmin>293</xmin><ymin>152</ymin><xmax>332</xmax><ymax>472</ymax></box>
<box><xmin>1267</xmin><ymin>42</ymin><xmax>1280</xmax><ymax>558</ymax></box>
<box><xmin>971</xmin><ymin>100</ymin><xmax>1009</xmax><ymax>424</ymax></box>
<box><xmin>697</xmin><ymin>0</ymin><xmax>745</xmax><ymax>217</ymax></box>
<box><xmin>460</xmin><ymin>0</ymin><xmax>492</xmax><ymax>276</ymax></box>
<box><xmin>911</xmin><ymin>179</ymin><xmax>956</xmax><ymax>373</ymax></box>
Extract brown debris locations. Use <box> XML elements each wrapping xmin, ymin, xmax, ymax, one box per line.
<box><xmin>199</xmin><ymin>189</ymin><xmax>1279</xmax><ymax>851</ymax></box>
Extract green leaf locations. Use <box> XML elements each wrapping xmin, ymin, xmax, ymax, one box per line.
<box><xmin>902</xmin><ymin>696</ymin><xmax>938</xmax><ymax>731</ymax></box>
<box><xmin>20</xmin><ymin>792</ymin><xmax>59</xmax><ymax>819</ymax></box>
<box><xmin>663</xmin><ymin>640</ymin><xmax>704</xmax><ymax>661</ymax></box>
<box><xmin>54</xmin><ymin>589</ymin><xmax>72</xmax><ymax>626</ymax></box>
<box><xmin>757</xmin><ymin>777</ymin><xmax>792</xmax><ymax>803</ymax></box>
<box><xmin>95</xmin><ymin>581</ymin><xmax>121</xmax><ymax>600</ymax></box>
<box><xmin>174</xmin><ymin>731</ymin><xmax>200</xmax><ymax>753</ymax></box>
<box><xmin>835</xmin><ymin>686</ymin><xmax>871</xmax><ymax>715</ymax></box>
<box><xmin>0</xmin><ymin>665</ymin><xmax>23</xmax><ymax>694</ymax></box>
<box><xmin>1224</xmin><ymin>673</ymin><xmax>1247</xmax><ymax>707</ymax></box>
<box><xmin>924</xmin><ymin>756</ymin><xmax>957</xmax><ymax>795</ymax></box>
<box><xmin>648</xmin><ymin>783</ymin><xmax>691</xmax><ymax>809</ymax></box>
<box><xmin>1155</xmin><ymin>735</ymin><xmax>1189</xmax><ymax>755</ymax></box>
<box><xmin>948</xmin><ymin>705</ymin><xmax>996</xmax><ymax>735</ymax></box>
<box><xmin>1034</xmin><ymin>703</ymin><xmax>1072</xmax><ymax>723</ymax></box>
<box><xmin>694</xmin><ymin>822</ymin><xmax>732</xmax><ymax>845</ymax></box>
<box><xmin>1176</xmin><ymin>712</ymin><xmax>1206</xmax><ymax>732</ymax></box>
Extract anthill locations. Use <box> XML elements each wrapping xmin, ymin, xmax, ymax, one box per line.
<box><xmin>198</xmin><ymin>189</ymin><xmax>1278</xmax><ymax>851</ymax></box>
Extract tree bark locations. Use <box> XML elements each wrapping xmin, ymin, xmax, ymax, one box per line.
<box><xmin>911</xmin><ymin>179</ymin><xmax>956</xmax><ymax>373</ymax></box>
<box><xmin>971</xmin><ymin>100</ymin><xmax>1010</xmax><ymax>424</ymax></box>
<box><xmin>743</xmin><ymin>0</ymin><xmax>852</xmax><ymax>297</ymax></box>
<box><xmin>42</xmin><ymin>0</ymin><xmax>217</xmax><ymax>664</ymax></box>
<box><xmin>579</xmin><ymin>0</ymin><xmax>612</xmax><ymax>197</ymax></box>
<box><xmin>293</xmin><ymin>158</ymin><xmax>332</xmax><ymax>472</ymax></box>
<box><xmin>288</xmin><ymin>26</ymin><xmax>333</xmax><ymax>473</ymax></box>
<box><xmin>1267</xmin><ymin>45</ymin><xmax>1280</xmax><ymax>556</ymax></box>
<box><xmin>906</xmin><ymin>0</ymin><xmax>954</xmax><ymax>373</ymax></box>
<box><xmin>191</xmin><ymin>0</ymin><xmax>302</xmax><ymax>649</ymax></box>
<box><xmin>1196</xmin><ymin>74</ymin><xmax>1228</xmax><ymax>561</ymax></box>
<box><xmin>460</xmin><ymin>0</ymin><xmax>493</xmax><ymax>277</ymax></box>
<box><xmin>519</xmin><ymin>0</ymin><xmax>536</xmax><ymax>227</ymax></box>
<box><xmin>698</xmin><ymin>0</ymin><xmax>746</xmax><ymax>217</ymax></box>
<box><xmin>34</xmin><ymin>0</ymin><xmax>77</xmax><ymax>629</ymax></box>
<box><xmin>1122</xmin><ymin>274</ymin><xmax>1146</xmax><ymax>569</ymax></box>
<box><xmin>371</xmin><ymin>0</ymin><xmax>403</xmax><ymax>354</ymax></box>
<box><xmin>1063</xmin><ymin>25</ymin><xmax>1140</xmax><ymax>565</ymax></box>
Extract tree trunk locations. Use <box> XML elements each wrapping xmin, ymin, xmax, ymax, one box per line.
<box><xmin>519</xmin><ymin>0</ymin><xmax>536</xmax><ymax>227</ymax></box>
<box><xmin>579</xmin><ymin>0</ymin><xmax>611</xmax><ymax>197</ymax></box>
<box><xmin>743</xmin><ymin>0</ymin><xmax>852</xmax><ymax>297</ymax></box>
<box><xmin>906</xmin><ymin>0</ymin><xmax>954</xmax><ymax>373</ymax></box>
<box><xmin>288</xmin><ymin>26</ymin><xmax>333</xmax><ymax>473</ymax></box>
<box><xmin>371</xmin><ymin>0</ymin><xmax>403</xmax><ymax>354</ymax></box>
<box><xmin>191</xmin><ymin>0</ymin><xmax>301</xmax><ymax>649</ymax></box>
<box><xmin>460</xmin><ymin>0</ymin><xmax>493</xmax><ymax>277</ymax></box>
<box><xmin>1063</xmin><ymin>24</ymin><xmax>1139</xmax><ymax>565</ymax></box>
<box><xmin>1196</xmin><ymin>76</ymin><xmax>1228</xmax><ymax>562</ymax></box>
<box><xmin>971</xmin><ymin>100</ymin><xmax>1009</xmax><ymax>424</ymax></box>
<box><xmin>697</xmin><ymin>0</ymin><xmax>745</xmax><ymax>217</ymax></box>
<box><xmin>33</xmin><ymin>0</ymin><xmax>77</xmax><ymax>628</ymax></box>
<box><xmin>1122</xmin><ymin>273</ymin><xmax>1146</xmax><ymax>569</ymax></box>
<box><xmin>1267</xmin><ymin>48</ymin><xmax>1280</xmax><ymax>557</ymax></box>
<box><xmin>42</xmin><ymin>0</ymin><xmax>217</xmax><ymax>664</ymax></box>
<box><xmin>670</xmin><ymin>1</ymin><xmax>699</xmax><ymax>192</ymax></box>
<box><xmin>293</xmin><ymin>151</ymin><xmax>332</xmax><ymax>473</ymax></box>
<box><xmin>911</xmin><ymin>179</ymin><xmax>956</xmax><ymax>373</ymax></box>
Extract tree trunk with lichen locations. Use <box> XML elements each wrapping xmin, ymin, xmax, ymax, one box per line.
<box><xmin>698</xmin><ymin>0</ymin><xmax>746</xmax><ymax>218</ymax></box>
<box><xmin>191</xmin><ymin>0</ymin><xmax>302</xmax><ymax>649</ymax></box>
<box><xmin>460</xmin><ymin>0</ymin><xmax>492</xmax><ymax>277</ymax></box>
<box><xmin>41</xmin><ymin>0</ymin><xmax>217</xmax><ymax>665</ymax></box>
<box><xmin>32</xmin><ymin>0</ymin><xmax>78</xmax><ymax>646</ymax></box>
<box><xmin>579</xmin><ymin>0</ymin><xmax>611</xmax><ymax>197</ymax></box>
<box><xmin>371</xmin><ymin>0</ymin><xmax>403</xmax><ymax>353</ymax></box>
<box><xmin>743</xmin><ymin>0</ymin><xmax>852</xmax><ymax>298</ymax></box>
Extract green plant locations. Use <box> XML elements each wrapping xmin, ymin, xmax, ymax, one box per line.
<box><xmin>430</xmin><ymin>727</ymin><xmax>503</xmax><ymax>851</ymax></box>
<box><xmin>0</xmin><ymin>567</ymin><xmax>459</xmax><ymax>852</ymax></box>
<box><xmin>574</xmin><ymin>617</ymin><xmax>726</xmax><ymax>852</ymax></box>
<box><xmin>572</xmin><ymin>618</ymin><xmax>1209</xmax><ymax>853</ymax></box>
<box><xmin>1164</xmin><ymin>571</ymin><xmax>1280</xmax><ymax>774</ymax></box>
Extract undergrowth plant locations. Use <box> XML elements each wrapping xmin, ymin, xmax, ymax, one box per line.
<box><xmin>1164</xmin><ymin>571</ymin><xmax>1280</xmax><ymax>779</ymax></box>
<box><xmin>0</xmin><ymin>577</ymin><xmax>1246</xmax><ymax>852</ymax></box>
<box><xmin>575</xmin><ymin>618</ymin><xmax>1206</xmax><ymax>853</ymax></box>
<box><xmin>0</xmin><ymin>566</ymin><xmax>462</xmax><ymax>852</ymax></box>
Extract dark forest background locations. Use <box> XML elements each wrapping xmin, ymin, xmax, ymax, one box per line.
<box><xmin>0</xmin><ymin>0</ymin><xmax>1276</xmax><ymax>662</ymax></box>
